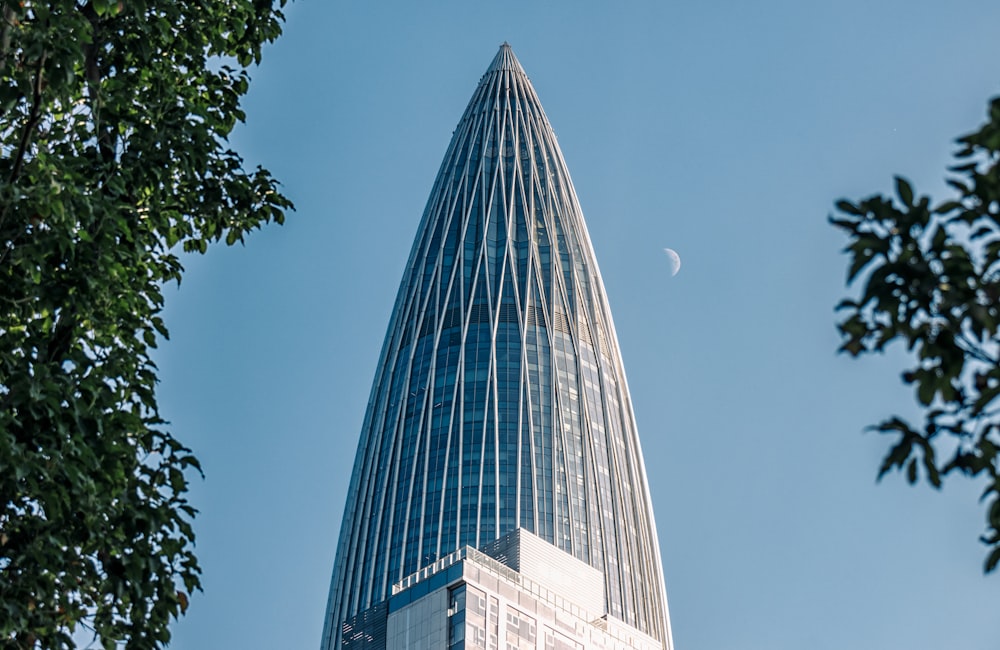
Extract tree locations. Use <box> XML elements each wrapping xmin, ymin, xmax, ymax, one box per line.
<box><xmin>0</xmin><ymin>1</ymin><xmax>292</xmax><ymax>647</ymax></box>
<box><xmin>832</xmin><ymin>96</ymin><xmax>1000</xmax><ymax>574</ymax></box>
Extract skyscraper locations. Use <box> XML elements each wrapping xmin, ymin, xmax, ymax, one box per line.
<box><xmin>322</xmin><ymin>44</ymin><xmax>673</xmax><ymax>650</ymax></box>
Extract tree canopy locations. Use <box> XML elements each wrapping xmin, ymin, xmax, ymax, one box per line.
<box><xmin>0</xmin><ymin>1</ymin><xmax>292</xmax><ymax>647</ymax></box>
<box><xmin>833</xmin><ymin>96</ymin><xmax>1000</xmax><ymax>574</ymax></box>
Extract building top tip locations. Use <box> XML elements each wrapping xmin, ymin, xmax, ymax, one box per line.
<box><xmin>486</xmin><ymin>41</ymin><xmax>524</xmax><ymax>75</ymax></box>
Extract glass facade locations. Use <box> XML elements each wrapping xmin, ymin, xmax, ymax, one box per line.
<box><xmin>322</xmin><ymin>44</ymin><xmax>672</xmax><ymax>649</ymax></box>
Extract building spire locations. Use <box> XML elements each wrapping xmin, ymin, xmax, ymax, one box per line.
<box><xmin>485</xmin><ymin>41</ymin><xmax>524</xmax><ymax>74</ymax></box>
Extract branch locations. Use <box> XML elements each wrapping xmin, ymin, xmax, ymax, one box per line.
<box><xmin>0</xmin><ymin>2</ymin><xmax>15</xmax><ymax>73</ymax></box>
<box><xmin>0</xmin><ymin>48</ymin><xmax>45</xmax><ymax>239</ymax></box>
<box><xmin>955</xmin><ymin>332</ymin><xmax>1000</xmax><ymax>365</ymax></box>
<box><xmin>80</xmin><ymin>3</ymin><xmax>115</xmax><ymax>165</ymax></box>
<box><xmin>8</xmin><ymin>50</ymin><xmax>46</xmax><ymax>184</ymax></box>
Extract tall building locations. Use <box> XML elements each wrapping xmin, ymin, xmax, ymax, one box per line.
<box><xmin>322</xmin><ymin>44</ymin><xmax>673</xmax><ymax>650</ymax></box>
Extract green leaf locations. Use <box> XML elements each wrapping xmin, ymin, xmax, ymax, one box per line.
<box><xmin>986</xmin><ymin>545</ymin><xmax>1000</xmax><ymax>573</ymax></box>
<box><xmin>835</xmin><ymin>199</ymin><xmax>864</xmax><ymax>216</ymax></box>
<box><xmin>895</xmin><ymin>176</ymin><xmax>914</xmax><ymax>207</ymax></box>
<box><xmin>917</xmin><ymin>378</ymin><xmax>936</xmax><ymax>406</ymax></box>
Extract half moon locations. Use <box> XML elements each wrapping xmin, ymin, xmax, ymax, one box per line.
<box><xmin>663</xmin><ymin>248</ymin><xmax>681</xmax><ymax>276</ymax></box>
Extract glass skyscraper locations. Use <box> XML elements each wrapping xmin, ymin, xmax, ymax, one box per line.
<box><xmin>322</xmin><ymin>44</ymin><xmax>673</xmax><ymax>650</ymax></box>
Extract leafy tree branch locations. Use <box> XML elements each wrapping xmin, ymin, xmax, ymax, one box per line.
<box><xmin>0</xmin><ymin>1</ymin><xmax>293</xmax><ymax>647</ymax></box>
<box><xmin>833</xmin><ymin>96</ymin><xmax>1000</xmax><ymax>574</ymax></box>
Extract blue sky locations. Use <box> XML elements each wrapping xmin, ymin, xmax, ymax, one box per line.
<box><xmin>157</xmin><ymin>2</ymin><xmax>1000</xmax><ymax>648</ymax></box>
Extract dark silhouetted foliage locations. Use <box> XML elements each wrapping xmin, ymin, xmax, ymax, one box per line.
<box><xmin>833</xmin><ymin>96</ymin><xmax>1000</xmax><ymax>574</ymax></box>
<box><xmin>0</xmin><ymin>1</ymin><xmax>292</xmax><ymax>647</ymax></box>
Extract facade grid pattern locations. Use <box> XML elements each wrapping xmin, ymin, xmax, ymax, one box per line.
<box><xmin>322</xmin><ymin>44</ymin><xmax>672</xmax><ymax>649</ymax></box>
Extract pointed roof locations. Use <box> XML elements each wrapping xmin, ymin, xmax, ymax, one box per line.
<box><xmin>486</xmin><ymin>41</ymin><xmax>524</xmax><ymax>74</ymax></box>
<box><xmin>446</xmin><ymin>43</ymin><xmax>551</xmax><ymax>143</ymax></box>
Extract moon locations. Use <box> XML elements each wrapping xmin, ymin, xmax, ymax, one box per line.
<box><xmin>663</xmin><ymin>248</ymin><xmax>681</xmax><ymax>276</ymax></box>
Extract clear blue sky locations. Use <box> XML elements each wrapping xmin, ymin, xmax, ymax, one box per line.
<box><xmin>157</xmin><ymin>2</ymin><xmax>1000</xmax><ymax>648</ymax></box>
